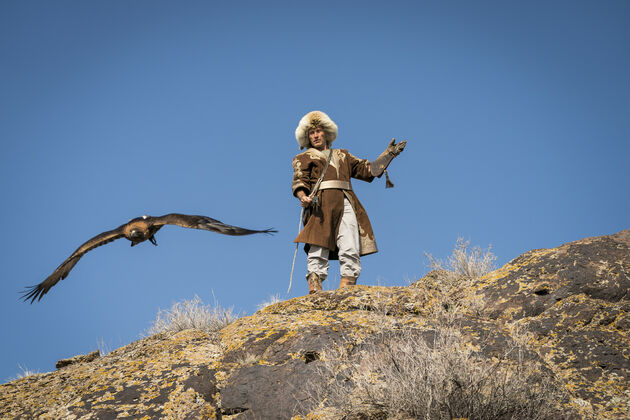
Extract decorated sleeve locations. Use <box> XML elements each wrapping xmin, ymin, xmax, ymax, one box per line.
<box><xmin>346</xmin><ymin>151</ymin><xmax>375</xmax><ymax>182</ymax></box>
<box><xmin>292</xmin><ymin>154</ymin><xmax>312</xmax><ymax>196</ymax></box>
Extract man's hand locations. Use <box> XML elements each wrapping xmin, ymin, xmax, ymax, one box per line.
<box><xmin>387</xmin><ymin>138</ymin><xmax>407</xmax><ymax>157</ymax></box>
<box><xmin>296</xmin><ymin>190</ymin><xmax>312</xmax><ymax>208</ymax></box>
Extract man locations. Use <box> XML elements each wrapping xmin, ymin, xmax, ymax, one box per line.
<box><xmin>291</xmin><ymin>110</ymin><xmax>406</xmax><ymax>294</ymax></box>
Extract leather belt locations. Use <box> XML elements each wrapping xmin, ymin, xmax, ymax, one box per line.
<box><xmin>319</xmin><ymin>180</ymin><xmax>352</xmax><ymax>190</ymax></box>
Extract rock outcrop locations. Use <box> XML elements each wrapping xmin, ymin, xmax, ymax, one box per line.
<box><xmin>1</xmin><ymin>231</ymin><xmax>628</xmax><ymax>419</ymax></box>
<box><xmin>478</xmin><ymin>230</ymin><xmax>629</xmax><ymax>416</ymax></box>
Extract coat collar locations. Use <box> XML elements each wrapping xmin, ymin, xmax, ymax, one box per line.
<box><xmin>306</xmin><ymin>148</ymin><xmax>339</xmax><ymax>171</ymax></box>
<box><xmin>306</xmin><ymin>147</ymin><xmax>329</xmax><ymax>159</ymax></box>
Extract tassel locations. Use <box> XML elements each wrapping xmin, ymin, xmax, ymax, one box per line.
<box><xmin>384</xmin><ymin>170</ymin><xmax>394</xmax><ymax>188</ymax></box>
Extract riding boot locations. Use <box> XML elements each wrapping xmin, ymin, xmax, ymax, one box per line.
<box><xmin>307</xmin><ymin>273</ymin><xmax>323</xmax><ymax>294</ymax></box>
<box><xmin>339</xmin><ymin>276</ymin><xmax>357</xmax><ymax>288</ymax></box>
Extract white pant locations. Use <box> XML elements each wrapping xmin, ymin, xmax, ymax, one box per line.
<box><xmin>307</xmin><ymin>198</ymin><xmax>361</xmax><ymax>281</ymax></box>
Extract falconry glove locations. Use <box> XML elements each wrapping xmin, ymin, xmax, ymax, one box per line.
<box><xmin>370</xmin><ymin>139</ymin><xmax>407</xmax><ymax>188</ymax></box>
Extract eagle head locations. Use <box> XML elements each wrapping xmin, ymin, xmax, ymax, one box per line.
<box><xmin>129</xmin><ymin>228</ymin><xmax>145</xmax><ymax>242</ymax></box>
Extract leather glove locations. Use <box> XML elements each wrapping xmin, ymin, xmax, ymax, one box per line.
<box><xmin>370</xmin><ymin>138</ymin><xmax>407</xmax><ymax>177</ymax></box>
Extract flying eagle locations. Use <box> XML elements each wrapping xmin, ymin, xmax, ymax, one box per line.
<box><xmin>22</xmin><ymin>213</ymin><xmax>276</xmax><ymax>303</ymax></box>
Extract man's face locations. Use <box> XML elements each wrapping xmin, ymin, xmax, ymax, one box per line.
<box><xmin>308</xmin><ymin>126</ymin><xmax>327</xmax><ymax>150</ymax></box>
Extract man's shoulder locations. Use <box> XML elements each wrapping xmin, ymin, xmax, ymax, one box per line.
<box><xmin>332</xmin><ymin>148</ymin><xmax>353</xmax><ymax>160</ymax></box>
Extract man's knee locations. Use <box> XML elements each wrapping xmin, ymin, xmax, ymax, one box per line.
<box><xmin>339</xmin><ymin>253</ymin><xmax>361</xmax><ymax>279</ymax></box>
<box><xmin>340</xmin><ymin>266</ymin><xmax>361</xmax><ymax>279</ymax></box>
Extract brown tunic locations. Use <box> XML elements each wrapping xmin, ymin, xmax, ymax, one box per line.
<box><xmin>292</xmin><ymin>148</ymin><xmax>378</xmax><ymax>258</ymax></box>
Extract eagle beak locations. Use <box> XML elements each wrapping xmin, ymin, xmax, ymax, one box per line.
<box><xmin>149</xmin><ymin>236</ymin><xmax>158</xmax><ymax>246</ymax></box>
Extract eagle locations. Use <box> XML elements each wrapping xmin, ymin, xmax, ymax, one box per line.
<box><xmin>22</xmin><ymin>213</ymin><xmax>276</xmax><ymax>303</ymax></box>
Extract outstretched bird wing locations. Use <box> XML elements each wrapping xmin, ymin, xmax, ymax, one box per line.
<box><xmin>22</xmin><ymin>226</ymin><xmax>126</xmax><ymax>303</ymax></box>
<box><xmin>151</xmin><ymin>213</ymin><xmax>277</xmax><ymax>236</ymax></box>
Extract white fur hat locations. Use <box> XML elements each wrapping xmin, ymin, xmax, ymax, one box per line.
<box><xmin>295</xmin><ymin>110</ymin><xmax>338</xmax><ymax>149</ymax></box>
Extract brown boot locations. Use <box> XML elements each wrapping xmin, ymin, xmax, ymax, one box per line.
<box><xmin>307</xmin><ymin>273</ymin><xmax>323</xmax><ymax>294</ymax></box>
<box><xmin>339</xmin><ymin>276</ymin><xmax>357</xmax><ymax>288</ymax></box>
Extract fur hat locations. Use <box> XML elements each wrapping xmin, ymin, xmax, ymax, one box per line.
<box><xmin>295</xmin><ymin>110</ymin><xmax>338</xmax><ymax>149</ymax></box>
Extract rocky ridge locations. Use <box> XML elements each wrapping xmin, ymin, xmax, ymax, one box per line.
<box><xmin>0</xmin><ymin>230</ymin><xmax>628</xmax><ymax>419</ymax></box>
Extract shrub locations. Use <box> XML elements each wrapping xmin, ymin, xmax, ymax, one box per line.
<box><xmin>420</xmin><ymin>237</ymin><xmax>497</xmax><ymax>318</ymax></box>
<box><xmin>314</xmin><ymin>327</ymin><xmax>563</xmax><ymax>419</ymax></box>
<box><xmin>425</xmin><ymin>237</ymin><xmax>496</xmax><ymax>285</ymax></box>
<box><xmin>146</xmin><ymin>295</ymin><xmax>238</xmax><ymax>336</ymax></box>
<box><xmin>10</xmin><ymin>364</ymin><xmax>39</xmax><ymax>381</ymax></box>
<box><xmin>257</xmin><ymin>294</ymin><xmax>281</xmax><ymax>311</ymax></box>
<box><xmin>96</xmin><ymin>337</ymin><xmax>111</xmax><ymax>356</ymax></box>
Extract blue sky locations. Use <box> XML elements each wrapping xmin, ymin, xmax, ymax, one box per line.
<box><xmin>1</xmin><ymin>0</ymin><xmax>628</xmax><ymax>382</ymax></box>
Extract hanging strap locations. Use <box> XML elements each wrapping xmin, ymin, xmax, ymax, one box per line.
<box><xmin>309</xmin><ymin>149</ymin><xmax>334</xmax><ymax>204</ymax></box>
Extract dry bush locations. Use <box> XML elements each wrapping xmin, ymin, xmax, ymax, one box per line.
<box><xmin>313</xmin><ymin>327</ymin><xmax>563</xmax><ymax>419</ymax></box>
<box><xmin>420</xmin><ymin>237</ymin><xmax>497</xmax><ymax>318</ymax></box>
<box><xmin>96</xmin><ymin>337</ymin><xmax>111</xmax><ymax>356</ymax></box>
<box><xmin>257</xmin><ymin>294</ymin><xmax>281</xmax><ymax>311</ymax></box>
<box><xmin>11</xmin><ymin>364</ymin><xmax>40</xmax><ymax>381</ymax></box>
<box><xmin>146</xmin><ymin>295</ymin><xmax>238</xmax><ymax>336</ymax></box>
<box><xmin>425</xmin><ymin>237</ymin><xmax>496</xmax><ymax>286</ymax></box>
<box><xmin>235</xmin><ymin>352</ymin><xmax>263</xmax><ymax>367</ymax></box>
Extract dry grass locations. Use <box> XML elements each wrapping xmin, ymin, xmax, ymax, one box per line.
<box><xmin>418</xmin><ymin>237</ymin><xmax>497</xmax><ymax>319</ymax></box>
<box><xmin>307</xmin><ymin>238</ymin><xmax>562</xmax><ymax>418</ymax></box>
<box><xmin>235</xmin><ymin>352</ymin><xmax>263</xmax><ymax>366</ymax></box>
<box><xmin>146</xmin><ymin>295</ymin><xmax>238</xmax><ymax>336</ymax></box>
<box><xmin>257</xmin><ymin>294</ymin><xmax>281</xmax><ymax>311</ymax></box>
<box><xmin>10</xmin><ymin>364</ymin><xmax>40</xmax><ymax>381</ymax></box>
<box><xmin>312</xmin><ymin>327</ymin><xmax>564</xmax><ymax>419</ymax></box>
<box><xmin>96</xmin><ymin>337</ymin><xmax>111</xmax><ymax>356</ymax></box>
<box><xmin>425</xmin><ymin>236</ymin><xmax>497</xmax><ymax>286</ymax></box>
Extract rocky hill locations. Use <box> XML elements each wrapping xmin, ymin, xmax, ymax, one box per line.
<box><xmin>1</xmin><ymin>231</ymin><xmax>628</xmax><ymax>419</ymax></box>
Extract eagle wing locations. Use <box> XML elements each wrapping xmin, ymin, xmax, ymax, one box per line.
<box><xmin>22</xmin><ymin>226</ymin><xmax>126</xmax><ymax>303</ymax></box>
<box><xmin>151</xmin><ymin>213</ymin><xmax>277</xmax><ymax>236</ymax></box>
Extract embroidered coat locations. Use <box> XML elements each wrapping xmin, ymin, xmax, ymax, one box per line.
<box><xmin>292</xmin><ymin>148</ymin><xmax>378</xmax><ymax>258</ymax></box>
